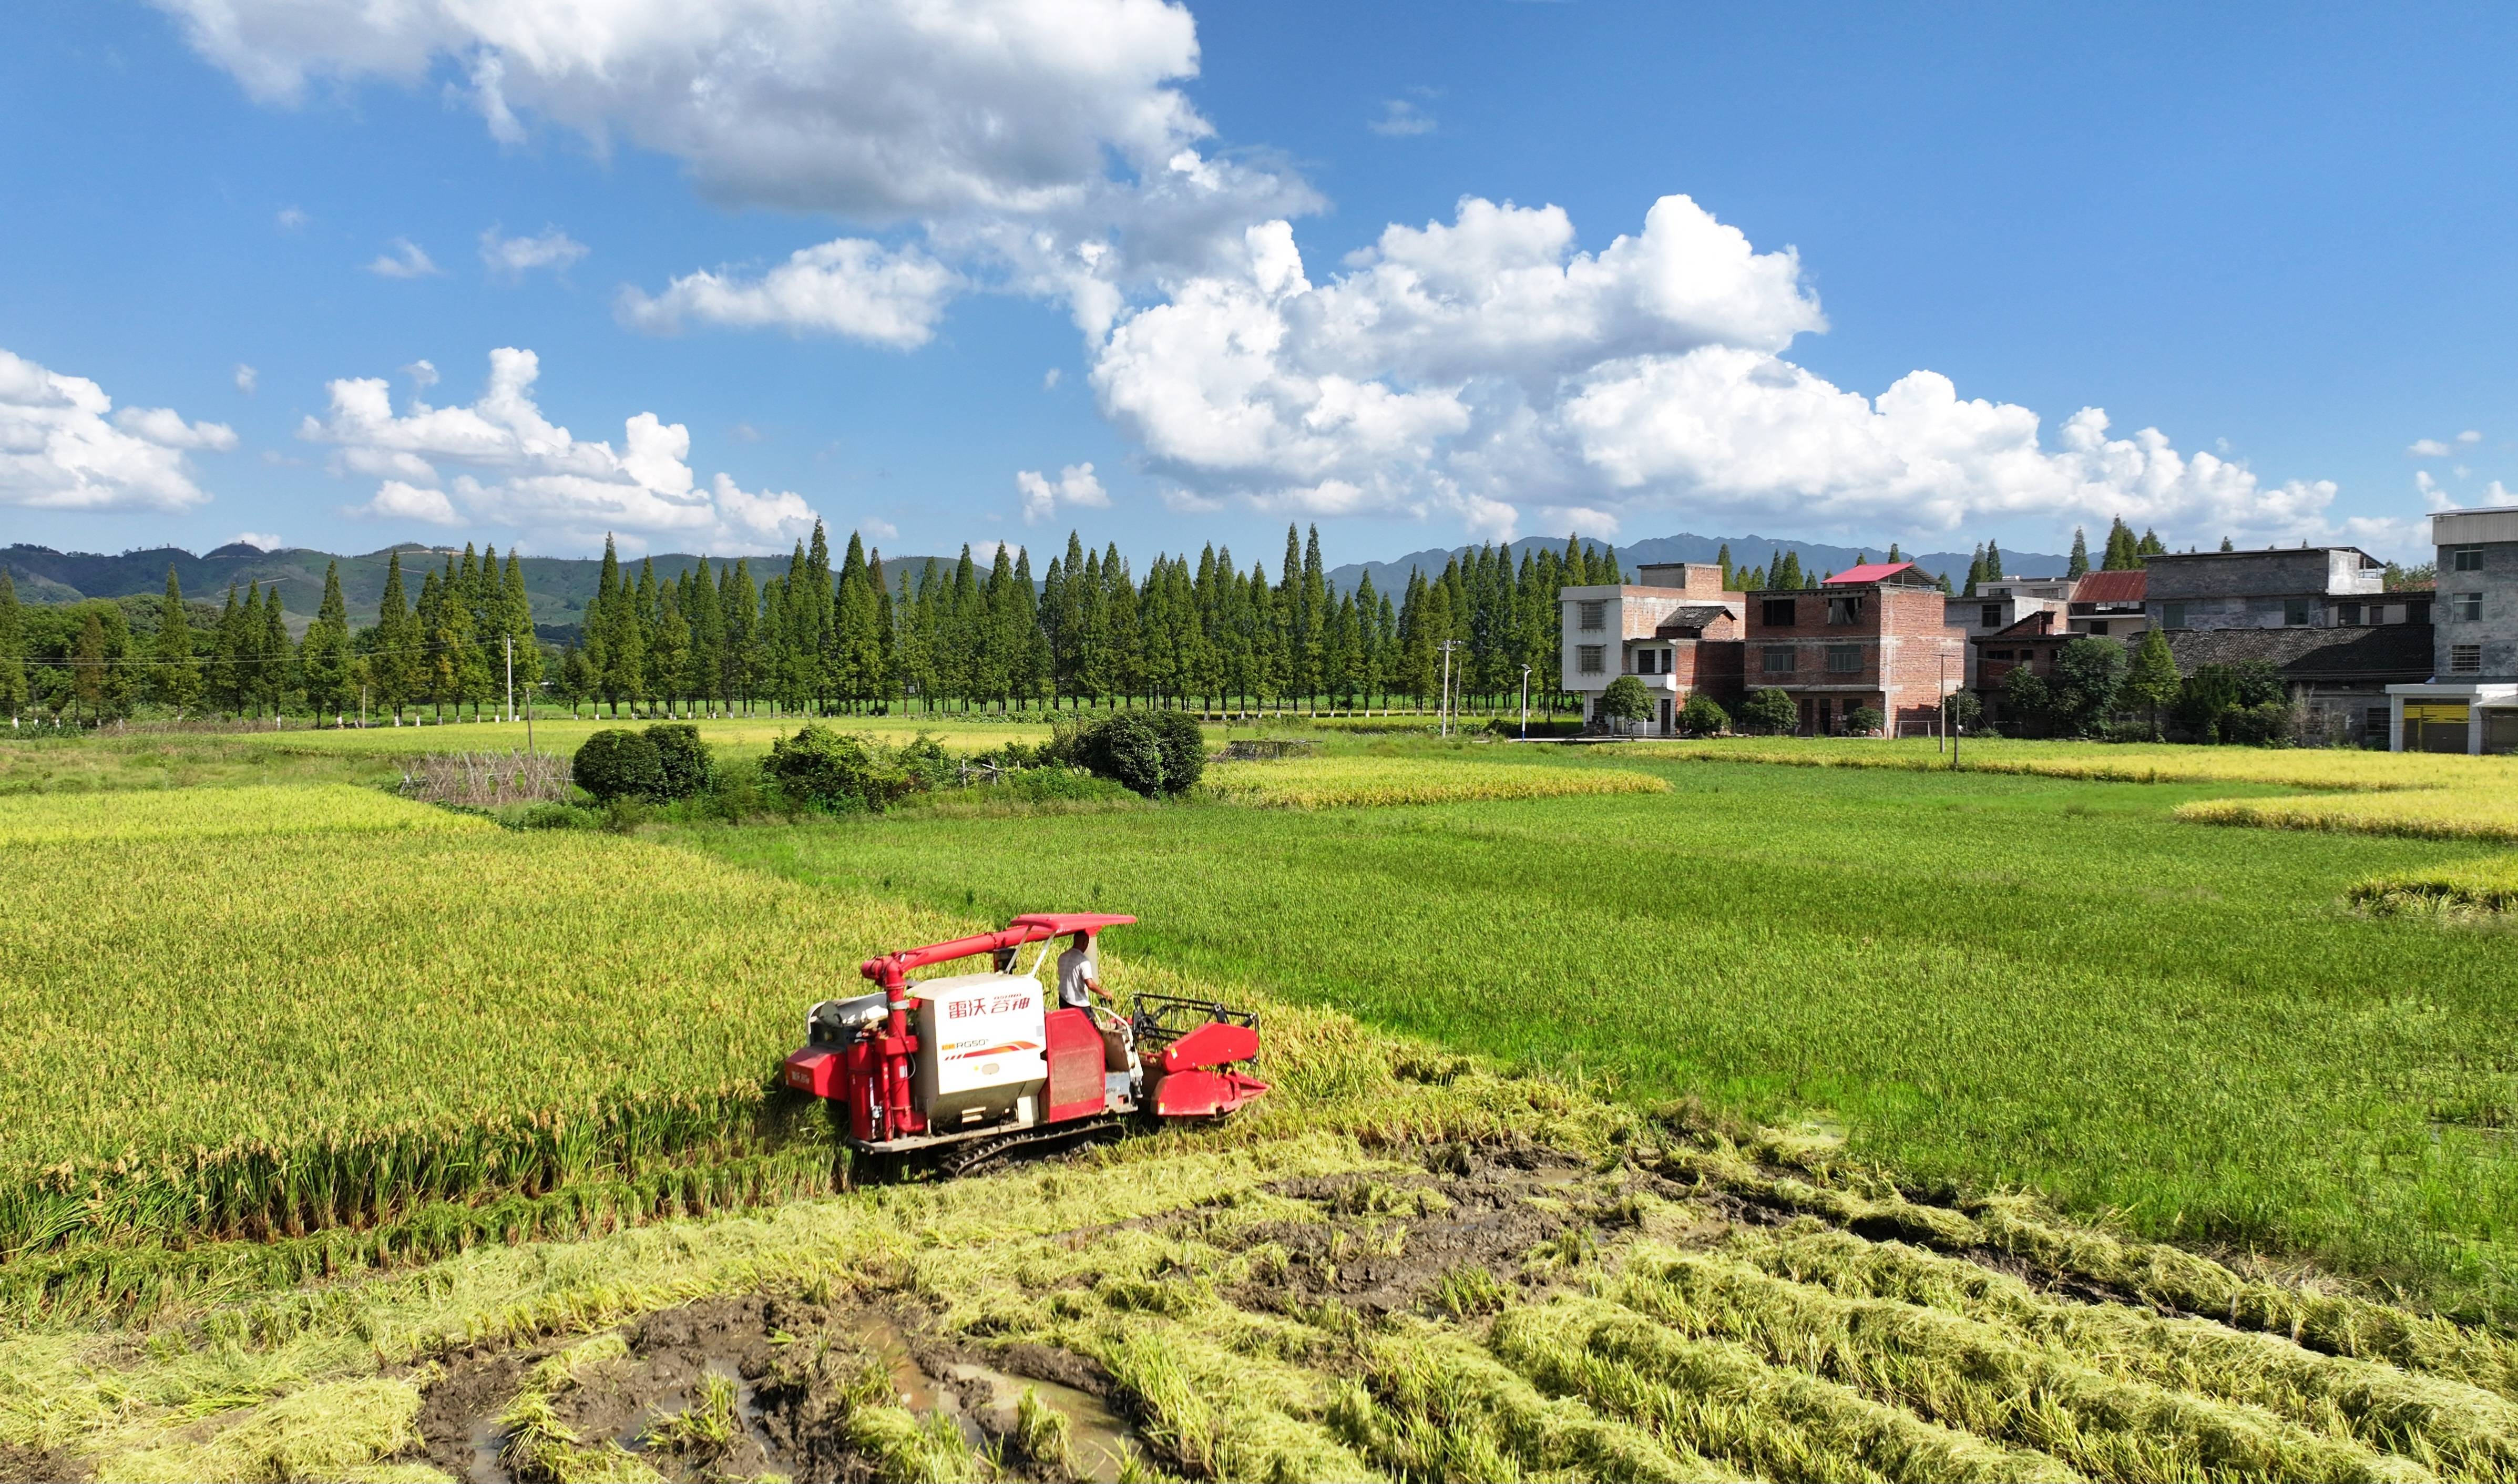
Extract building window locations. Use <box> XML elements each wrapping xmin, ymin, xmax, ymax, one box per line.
<box><xmin>2454</xmin><ymin>548</ymin><xmax>2484</xmax><ymax>571</ymax></box>
<box><xmin>2163</xmin><ymin>601</ymin><xmax>2186</xmax><ymax>629</ymax></box>
<box><xmin>2284</xmin><ymin>599</ymin><xmax>2310</xmax><ymax>626</ymax></box>
<box><xmin>1762</xmin><ymin>646</ymin><xmax>1795</xmax><ymax>676</ymax></box>
<box><xmin>2087</xmin><ymin>621</ymin><xmax>2111</xmax><ymax>637</ymax></box>
<box><xmin>1979</xmin><ymin>603</ymin><xmax>2001</xmax><ymax>628</ymax></box>
<box><xmin>2367</xmin><ymin>706</ymin><xmax>2390</xmax><ymax>739</ymax></box>
<box><xmin>1577</xmin><ymin>644</ymin><xmax>1605</xmax><ymax>675</ymax></box>
<box><xmin>1577</xmin><ymin>600</ymin><xmax>1605</xmax><ymax>631</ymax></box>
<box><xmin>1827</xmin><ymin>596</ymin><xmax>1861</xmax><ymax>625</ymax></box>
<box><xmin>1761</xmin><ymin>598</ymin><xmax>1796</xmax><ymax>627</ymax></box>
<box><xmin>2338</xmin><ymin>601</ymin><xmax>2361</xmax><ymax>626</ymax></box>
<box><xmin>1826</xmin><ymin>644</ymin><xmax>1861</xmax><ymax>674</ymax></box>
<box><xmin>2456</xmin><ymin>592</ymin><xmax>2484</xmax><ymax>621</ymax></box>
<box><xmin>2452</xmin><ymin>644</ymin><xmax>2483</xmax><ymax>673</ymax></box>
<box><xmin>2409</xmin><ymin>600</ymin><xmax>2432</xmax><ymax>625</ymax></box>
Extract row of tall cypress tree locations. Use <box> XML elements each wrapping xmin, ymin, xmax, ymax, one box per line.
<box><xmin>564</xmin><ymin>523</ymin><xmax>1625</xmax><ymax>717</ymax></box>
<box><xmin>0</xmin><ymin>526</ymin><xmax>1626</xmax><ymax>722</ymax></box>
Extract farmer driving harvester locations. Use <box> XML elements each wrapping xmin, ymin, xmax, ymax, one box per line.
<box><xmin>1057</xmin><ymin>931</ymin><xmax>1138</xmax><ymax>1083</ymax></box>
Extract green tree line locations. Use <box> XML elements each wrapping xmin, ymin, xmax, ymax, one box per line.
<box><xmin>0</xmin><ymin>526</ymin><xmax>1625</xmax><ymax>724</ymax></box>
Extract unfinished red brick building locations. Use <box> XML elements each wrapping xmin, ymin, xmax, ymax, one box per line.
<box><xmin>1739</xmin><ymin>562</ymin><xmax>1966</xmax><ymax>735</ymax></box>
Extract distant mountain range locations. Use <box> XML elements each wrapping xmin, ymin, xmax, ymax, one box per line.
<box><xmin>0</xmin><ymin>542</ymin><xmax>929</xmax><ymax>635</ymax></box>
<box><xmin>1323</xmin><ymin>533</ymin><xmax>2066</xmax><ymax>595</ymax></box>
<box><xmin>2</xmin><ymin>530</ymin><xmax>2069</xmax><ymax>633</ymax></box>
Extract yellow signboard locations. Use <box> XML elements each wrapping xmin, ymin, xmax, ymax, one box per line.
<box><xmin>2406</xmin><ymin>702</ymin><xmax>2471</xmax><ymax>723</ymax></box>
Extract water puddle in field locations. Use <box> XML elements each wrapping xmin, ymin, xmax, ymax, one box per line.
<box><xmin>424</xmin><ymin>1301</ymin><xmax>1138</xmax><ymax>1483</ymax></box>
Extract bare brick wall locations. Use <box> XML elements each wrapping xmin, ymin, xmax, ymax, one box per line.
<box><xmin>1742</xmin><ymin>582</ymin><xmax>1962</xmax><ymax>731</ymax></box>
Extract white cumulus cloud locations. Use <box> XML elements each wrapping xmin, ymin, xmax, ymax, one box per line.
<box><xmin>479</xmin><ymin>224</ymin><xmax>588</xmax><ymax>280</ymax></box>
<box><xmin>0</xmin><ymin>349</ymin><xmax>234</xmax><ymax>512</ymax></box>
<box><xmin>1015</xmin><ymin>462</ymin><xmax>1110</xmax><ymax>524</ymax></box>
<box><xmin>619</xmin><ymin>239</ymin><xmax>959</xmax><ymax>349</ymax></box>
<box><xmin>233</xmin><ymin>363</ymin><xmax>257</xmax><ymax>393</ymax></box>
<box><xmin>227</xmin><ymin>530</ymin><xmax>284</xmax><ymax>550</ymax></box>
<box><xmin>302</xmin><ymin>347</ymin><xmax>822</xmax><ymax>551</ymax></box>
<box><xmin>2408</xmin><ymin>438</ymin><xmax>2453</xmax><ymax>458</ymax></box>
<box><xmin>1369</xmin><ymin>99</ymin><xmax>1436</xmax><ymax>137</ymax></box>
<box><xmin>367</xmin><ymin>238</ymin><xmax>441</xmax><ymax>278</ymax></box>
<box><xmin>1079</xmin><ymin>193</ymin><xmax>2360</xmax><ymax>549</ymax></box>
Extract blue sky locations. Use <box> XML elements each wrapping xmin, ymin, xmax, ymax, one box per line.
<box><xmin>2</xmin><ymin>1</ymin><xmax>2511</xmax><ymax>565</ymax></box>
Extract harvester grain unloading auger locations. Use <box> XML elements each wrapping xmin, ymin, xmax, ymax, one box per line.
<box><xmin>783</xmin><ymin>913</ymin><xmax>1268</xmax><ymax>1178</ymax></box>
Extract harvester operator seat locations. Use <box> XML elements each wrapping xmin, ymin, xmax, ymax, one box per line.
<box><xmin>1056</xmin><ymin>934</ymin><xmax>1139</xmax><ymax>1077</ymax></box>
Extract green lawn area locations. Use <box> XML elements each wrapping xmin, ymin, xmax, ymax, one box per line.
<box><xmin>683</xmin><ymin>758</ymin><xmax>2518</xmax><ymax>1321</ymax></box>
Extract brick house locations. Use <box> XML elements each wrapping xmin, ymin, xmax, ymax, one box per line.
<box><xmin>1741</xmin><ymin>562</ymin><xmax>1965</xmax><ymax>736</ymax></box>
<box><xmin>1969</xmin><ymin>610</ymin><xmax>2075</xmax><ymax>727</ymax></box>
<box><xmin>2143</xmin><ymin>545</ymin><xmax>2415</xmax><ymax>632</ymax></box>
<box><xmin>1558</xmin><ymin>562</ymin><xmax>1745</xmax><ymax>735</ymax></box>
<box><xmin>1945</xmin><ymin>578</ymin><xmax>2069</xmax><ymax>687</ymax></box>
<box><xmin>2388</xmin><ymin>505</ymin><xmax>2518</xmax><ymax>753</ymax></box>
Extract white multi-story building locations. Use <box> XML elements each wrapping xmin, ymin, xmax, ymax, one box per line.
<box><xmin>1559</xmin><ymin>563</ymin><xmax>1745</xmax><ymax>735</ymax></box>
<box><xmin>2388</xmin><ymin>506</ymin><xmax>2518</xmax><ymax>753</ymax></box>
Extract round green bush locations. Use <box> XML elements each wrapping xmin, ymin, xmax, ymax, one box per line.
<box><xmin>1738</xmin><ymin>688</ymin><xmax>1798</xmax><ymax>736</ymax></box>
<box><xmin>573</xmin><ymin>729</ymin><xmax>664</xmax><ymax>802</ymax></box>
<box><xmin>765</xmin><ymin>725</ymin><xmax>904</xmax><ymax>812</ymax></box>
<box><xmin>1677</xmin><ymin>693</ymin><xmax>1731</xmax><ymax>737</ymax></box>
<box><xmin>1080</xmin><ymin>712</ymin><xmax>1169</xmax><ymax>797</ymax></box>
<box><xmin>1845</xmin><ymin>704</ymin><xmax>1885</xmax><ymax>736</ymax></box>
<box><xmin>644</xmin><ymin>723</ymin><xmax>717</xmax><ymax>800</ymax></box>
<box><xmin>1147</xmin><ymin>709</ymin><xmax>1206</xmax><ymax>793</ymax></box>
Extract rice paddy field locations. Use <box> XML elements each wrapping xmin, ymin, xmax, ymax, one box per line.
<box><xmin>7</xmin><ymin>729</ymin><xmax>2518</xmax><ymax>1481</ymax></box>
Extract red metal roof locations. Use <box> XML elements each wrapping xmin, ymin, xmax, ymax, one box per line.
<box><xmin>1821</xmin><ymin>561</ymin><xmax>1922</xmax><ymax>586</ymax></box>
<box><xmin>2073</xmin><ymin>569</ymin><xmax>2147</xmax><ymax>603</ymax></box>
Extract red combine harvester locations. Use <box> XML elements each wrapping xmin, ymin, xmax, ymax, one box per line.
<box><xmin>783</xmin><ymin>914</ymin><xmax>1268</xmax><ymax>1176</ymax></box>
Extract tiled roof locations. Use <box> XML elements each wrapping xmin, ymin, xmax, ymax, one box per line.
<box><xmin>1653</xmin><ymin>605</ymin><xmax>1736</xmax><ymax>638</ymax></box>
<box><xmin>2163</xmin><ymin>623</ymin><xmax>2432</xmax><ymax>682</ymax></box>
<box><xmin>1977</xmin><ymin>610</ymin><xmax>2061</xmax><ymax>641</ymax></box>
<box><xmin>2072</xmin><ymin>569</ymin><xmax>2147</xmax><ymax>604</ymax></box>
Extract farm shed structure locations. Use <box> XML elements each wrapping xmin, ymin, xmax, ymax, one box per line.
<box><xmin>2391</xmin><ymin>505</ymin><xmax>2518</xmax><ymax>753</ymax></box>
<box><xmin>2067</xmin><ymin>569</ymin><xmax>2150</xmax><ymax>639</ymax></box>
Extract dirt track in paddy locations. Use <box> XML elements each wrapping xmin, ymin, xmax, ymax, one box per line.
<box><xmin>411</xmin><ymin>1139</ymin><xmax>1696</xmax><ymax>1483</ymax></box>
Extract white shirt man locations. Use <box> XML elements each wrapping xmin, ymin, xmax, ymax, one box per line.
<box><xmin>1055</xmin><ymin>935</ymin><xmax>1100</xmax><ymax>1010</ymax></box>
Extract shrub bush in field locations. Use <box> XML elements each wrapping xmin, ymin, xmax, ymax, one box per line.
<box><xmin>764</xmin><ymin>725</ymin><xmax>906</xmax><ymax>812</ymax></box>
<box><xmin>1677</xmin><ymin>694</ymin><xmax>1729</xmax><ymax>738</ymax></box>
<box><xmin>1739</xmin><ymin>689</ymin><xmax>1798</xmax><ymax>735</ymax></box>
<box><xmin>1845</xmin><ymin>704</ymin><xmax>1885</xmax><ymax>736</ymax></box>
<box><xmin>645</xmin><ymin>723</ymin><xmax>716</xmax><ymax>800</ymax></box>
<box><xmin>574</xmin><ymin>729</ymin><xmax>664</xmax><ymax>802</ymax></box>
<box><xmin>1080</xmin><ymin>711</ymin><xmax>1170</xmax><ymax>796</ymax></box>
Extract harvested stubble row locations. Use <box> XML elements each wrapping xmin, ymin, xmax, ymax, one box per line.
<box><xmin>1205</xmin><ymin>755</ymin><xmax>1672</xmax><ymax>808</ymax></box>
<box><xmin>0</xmin><ymin>821</ymin><xmax>957</xmax><ymax>1280</ymax></box>
<box><xmin>2179</xmin><ymin>791</ymin><xmax>2518</xmax><ymax>844</ymax></box>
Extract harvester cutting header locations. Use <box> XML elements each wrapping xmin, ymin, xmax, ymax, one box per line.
<box><xmin>784</xmin><ymin>914</ymin><xmax>1267</xmax><ymax>1174</ymax></box>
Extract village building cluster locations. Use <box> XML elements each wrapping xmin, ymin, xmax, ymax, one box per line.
<box><xmin>1559</xmin><ymin>506</ymin><xmax>2516</xmax><ymax>753</ymax></box>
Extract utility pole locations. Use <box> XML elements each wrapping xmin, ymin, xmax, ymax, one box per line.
<box><xmin>504</xmin><ymin>635</ymin><xmax>515</xmax><ymax>724</ymax></box>
<box><xmin>1519</xmin><ymin>664</ymin><xmax>1531</xmax><ymax>740</ymax></box>
<box><xmin>1437</xmin><ymin>640</ymin><xmax>1462</xmax><ymax>737</ymax></box>
<box><xmin>1937</xmin><ymin>653</ymin><xmax>1947</xmax><ymax>755</ymax></box>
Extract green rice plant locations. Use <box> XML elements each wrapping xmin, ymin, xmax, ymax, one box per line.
<box><xmin>705</xmin><ymin>758</ymin><xmax>2518</xmax><ymax>1322</ymax></box>
<box><xmin>2180</xmin><ymin>791</ymin><xmax>2518</xmax><ymax>844</ymax></box>
<box><xmin>0</xmin><ymin>782</ymin><xmax>485</xmax><ymax>844</ymax></box>
<box><xmin>1490</xmin><ymin>1295</ymin><xmax>2073</xmax><ymax>1482</ymax></box>
<box><xmin>0</xmin><ymin>825</ymin><xmax>967</xmax><ymax>1267</ymax></box>
<box><xmin>501</xmin><ymin>1332</ymin><xmax>663</xmax><ymax>1484</ymax></box>
<box><xmin>90</xmin><ymin>1378</ymin><xmax>427</xmax><ymax>1484</ymax></box>
<box><xmin>641</xmin><ymin>1370</ymin><xmax>741</xmax><ymax>1459</ymax></box>
<box><xmin>1611</xmin><ymin>1243</ymin><xmax>2424</xmax><ymax>1482</ymax></box>
<box><xmin>1203</xmin><ymin>755</ymin><xmax>1671</xmax><ymax>808</ymax></box>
